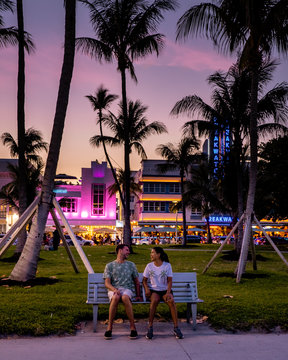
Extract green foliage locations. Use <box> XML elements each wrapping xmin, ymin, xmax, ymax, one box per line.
<box><xmin>1</xmin><ymin>245</ymin><xmax>288</xmax><ymax>335</ymax></box>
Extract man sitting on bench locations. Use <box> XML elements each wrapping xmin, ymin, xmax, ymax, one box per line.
<box><xmin>103</xmin><ymin>244</ymin><xmax>142</xmax><ymax>340</ymax></box>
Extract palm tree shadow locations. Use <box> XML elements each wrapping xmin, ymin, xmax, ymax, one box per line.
<box><xmin>0</xmin><ymin>277</ymin><xmax>61</xmax><ymax>287</ymax></box>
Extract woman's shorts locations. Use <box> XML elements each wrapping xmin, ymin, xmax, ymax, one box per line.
<box><xmin>150</xmin><ymin>289</ymin><xmax>173</xmax><ymax>301</ymax></box>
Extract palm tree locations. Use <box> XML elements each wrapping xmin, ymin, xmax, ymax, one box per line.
<box><xmin>108</xmin><ymin>168</ymin><xmax>142</xmax><ymax>224</ymax></box>
<box><xmin>76</xmin><ymin>0</ymin><xmax>177</xmax><ymax>245</ymax></box>
<box><xmin>16</xmin><ymin>0</ymin><xmax>35</xmax><ymax>250</ymax></box>
<box><xmin>1</xmin><ymin>127</ymin><xmax>48</xmax><ymax>252</ymax></box>
<box><xmin>184</xmin><ymin>161</ymin><xmax>227</xmax><ymax>244</ymax></box>
<box><xmin>1</xmin><ymin>128</ymin><xmax>48</xmax><ymax>167</ymax></box>
<box><xmin>86</xmin><ymin>85</ymin><xmax>125</xmax><ymax>207</ymax></box>
<box><xmin>0</xmin><ymin>1</ymin><xmax>18</xmax><ymax>47</ymax></box>
<box><xmin>10</xmin><ymin>0</ymin><xmax>76</xmax><ymax>281</ymax></box>
<box><xmin>156</xmin><ymin>137</ymin><xmax>201</xmax><ymax>246</ymax></box>
<box><xmin>90</xmin><ymin>98</ymin><xmax>167</xmax><ymax>244</ymax></box>
<box><xmin>171</xmin><ymin>59</ymin><xmax>288</xmax><ymax>253</ymax></box>
<box><xmin>176</xmin><ymin>0</ymin><xmax>288</xmax><ymax>281</ymax></box>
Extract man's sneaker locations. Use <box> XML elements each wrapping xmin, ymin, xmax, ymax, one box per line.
<box><xmin>129</xmin><ymin>329</ymin><xmax>138</xmax><ymax>339</ymax></box>
<box><xmin>146</xmin><ymin>327</ymin><xmax>153</xmax><ymax>340</ymax></box>
<box><xmin>104</xmin><ymin>330</ymin><xmax>112</xmax><ymax>340</ymax></box>
<box><xmin>173</xmin><ymin>327</ymin><xmax>184</xmax><ymax>339</ymax></box>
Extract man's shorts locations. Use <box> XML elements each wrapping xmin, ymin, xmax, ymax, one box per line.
<box><xmin>107</xmin><ymin>287</ymin><xmax>133</xmax><ymax>302</ymax></box>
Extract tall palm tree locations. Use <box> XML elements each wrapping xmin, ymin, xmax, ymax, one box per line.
<box><xmin>16</xmin><ymin>0</ymin><xmax>35</xmax><ymax>251</ymax></box>
<box><xmin>76</xmin><ymin>0</ymin><xmax>177</xmax><ymax>245</ymax></box>
<box><xmin>86</xmin><ymin>85</ymin><xmax>125</xmax><ymax>207</ymax></box>
<box><xmin>156</xmin><ymin>137</ymin><xmax>201</xmax><ymax>246</ymax></box>
<box><xmin>171</xmin><ymin>59</ymin><xmax>288</xmax><ymax>253</ymax></box>
<box><xmin>176</xmin><ymin>0</ymin><xmax>288</xmax><ymax>281</ymax></box>
<box><xmin>10</xmin><ymin>0</ymin><xmax>76</xmax><ymax>281</ymax></box>
<box><xmin>90</xmin><ymin>98</ymin><xmax>167</xmax><ymax>244</ymax></box>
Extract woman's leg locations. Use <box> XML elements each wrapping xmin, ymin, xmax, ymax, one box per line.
<box><xmin>148</xmin><ymin>292</ymin><xmax>161</xmax><ymax>327</ymax></box>
<box><xmin>165</xmin><ymin>295</ymin><xmax>179</xmax><ymax>327</ymax></box>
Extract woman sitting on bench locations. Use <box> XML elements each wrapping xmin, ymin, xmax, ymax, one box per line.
<box><xmin>143</xmin><ymin>247</ymin><xmax>183</xmax><ymax>340</ymax></box>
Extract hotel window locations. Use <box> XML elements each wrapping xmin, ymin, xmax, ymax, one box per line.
<box><xmin>0</xmin><ymin>205</ymin><xmax>6</xmax><ymax>218</ymax></box>
<box><xmin>143</xmin><ymin>182</ymin><xmax>166</xmax><ymax>193</ymax></box>
<box><xmin>143</xmin><ymin>201</ymin><xmax>166</xmax><ymax>212</ymax></box>
<box><xmin>58</xmin><ymin>198</ymin><xmax>77</xmax><ymax>213</ymax></box>
<box><xmin>92</xmin><ymin>184</ymin><xmax>105</xmax><ymax>215</ymax></box>
<box><xmin>191</xmin><ymin>207</ymin><xmax>201</xmax><ymax>216</ymax></box>
<box><xmin>169</xmin><ymin>183</ymin><xmax>180</xmax><ymax>193</ymax></box>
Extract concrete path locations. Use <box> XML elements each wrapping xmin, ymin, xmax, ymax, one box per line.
<box><xmin>1</xmin><ymin>321</ymin><xmax>287</xmax><ymax>360</ymax></box>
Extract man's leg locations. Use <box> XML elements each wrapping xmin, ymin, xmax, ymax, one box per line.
<box><xmin>121</xmin><ymin>295</ymin><xmax>136</xmax><ymax>330</ymax></box>
<box><xmin>107</xmin><ymin>294</ymin><xmax>121</xmax><ymax>331</ymax></box>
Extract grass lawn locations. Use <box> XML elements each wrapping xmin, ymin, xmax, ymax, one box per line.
<box><xmin>1</xmin><ymin>244</ymin><xmax>288</xmax><ymax>336</ymax></box>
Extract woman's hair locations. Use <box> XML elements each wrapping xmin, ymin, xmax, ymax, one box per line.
<box><xmin>153</xmin><ymin>246</ymin><xmax>169</xmax><ymax>263</ymax></box>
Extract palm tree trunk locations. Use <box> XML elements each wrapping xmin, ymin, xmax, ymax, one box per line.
<box><xmin>180</xmin><ymin>170</ymin><xmax>187</xmax><ymax>247</ymax></box>
<box><xmin>120</xmin><ymin>66</ymin><xmax>132</xmax><ymax>246</ymax></box>
<box><xmin>10</xmin><ymin>0</ymin><xmax>76</xmax><ymax>281</ymax></box>
<box><xmin>99</xmin><ymin>111</ymin><xmax>125</xmax><ymax>209</ymax></box>
<box><xmin>235</xmin><ymin>136</ymin><xmax>244</xmax><ymax>255</ymax></box>
<box><xmin>237</xmin><ymin>65</ymin><xmax>259</xmax><ymax>282</ymax></box>
<box><xmin>16</xmin><ymin>0</ymin><xmax>27</xmax><ymax>255</ymax></box>
<box><xmin>206</xmin><ymin>216</ymin><xmax>212</xmax><ymax>243</ymax></box>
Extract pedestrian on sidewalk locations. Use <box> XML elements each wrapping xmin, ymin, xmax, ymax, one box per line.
<box><xmin>143</xmin><ymin>247</ymin><xmax>184</xmax><ymax>340</ymax></box>
<box><xmin>103</xmin><ymin>244</ymin><xmax>142</xmax><ymax>340</ymax></box>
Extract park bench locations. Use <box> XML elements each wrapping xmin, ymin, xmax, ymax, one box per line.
<box><xmin>87</xmin><ymin>272</ymin><xmax>203</xmax><ymax>332</ymax></box>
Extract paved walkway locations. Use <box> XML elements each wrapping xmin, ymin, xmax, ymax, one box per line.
<box><xmin>1</xmin><ymin>321</ymin><xmax>287</xmax><ymax>360</ymax></box>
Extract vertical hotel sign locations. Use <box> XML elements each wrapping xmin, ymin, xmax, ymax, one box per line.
<box><xmin>213</xmin><ymin>117</ymin><xmax>230</xmax><ymax>177</ymax></box>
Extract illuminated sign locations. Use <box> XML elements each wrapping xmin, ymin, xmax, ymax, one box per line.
<box><xmin>53</xmin><ymin>188</ymin><xmax>68</xmax><ymax>194</ymax></box>
<box><xmin>209</xmin><ymin>215</ymin><xmax>233</xmax><ymax>223</ymax></box>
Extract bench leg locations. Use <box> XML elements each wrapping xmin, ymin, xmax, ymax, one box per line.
<box><xmin>93</xmin><ymin>305</ymin><xmax>98</xmax><ymax>332</ymax></box>
<box><xmin>191</xmin><ymin>303</ymin><xmax>197</xmax><ymax>330</ymax></box>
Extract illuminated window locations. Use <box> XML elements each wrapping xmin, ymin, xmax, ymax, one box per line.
<box><xmin>92</xmin><ymin>184</ymin><xmax>105</xmax><ymax>215</ymax></box>
<box><xmin>169</xmin><ymin>183</ymin><xmax>180</xmax><ymax>193</ymax></box>
<box><xmin>143</xmin><ymin>201</ymin><xmax>166</xmax><ymax>212</ymax></box>
<box><xmin>58</xmin><ymin>198</ymin><xmax>77</xmax><ymax>213</ymax></box>
<box><xmin>143</xmin><ymin>182</ymin><xmax>166</xmax><ymax>193</ymax></box>
<box><xmin>0</xmin><ymin>205</ymin><xmax>6</xmax><ymax>218</ymax></box>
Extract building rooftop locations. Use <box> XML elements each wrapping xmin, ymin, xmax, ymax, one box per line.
<box><xmin>141</xmin><ymin>159</ymin><xmax>180</xmax><ymax>177</ymax></box>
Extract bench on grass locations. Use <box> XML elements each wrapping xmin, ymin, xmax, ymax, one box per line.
<box><xmin>87</xmin><ymin>272</ymin><xmax>203</xmax><ymax>332</ymax></box>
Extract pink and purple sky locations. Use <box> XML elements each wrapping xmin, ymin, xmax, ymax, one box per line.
<box><xmin>0</xmin><ymin>0</ymin><xmax>287</xmax><ymax>178</ymax></box>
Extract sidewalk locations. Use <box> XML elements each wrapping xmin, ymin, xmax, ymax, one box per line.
<box><xmin>1</xmin><ymin>320</ymin><xmax>287</xmax><ymax>360</ymax></box>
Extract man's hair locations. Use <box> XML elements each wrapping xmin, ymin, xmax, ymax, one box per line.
<box><xmin>116</xmin><ymin>243</ymin><xmax>129</xmax><ymax>254</ymax></box>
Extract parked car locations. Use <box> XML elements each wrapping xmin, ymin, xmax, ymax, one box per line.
<box><xmin>186</xmin><ymin>235</ymin><xmax>202</xmax><ymax>243</ymax></box>
<box><xmin>135</xmin><ymin>237</ymin><xmax>150</xmax><ymax>245</ymax></box>
<box><xmin>63</xmin><ymin>235</ymin><xmax>93</xmax><ymax>246</ymax></box>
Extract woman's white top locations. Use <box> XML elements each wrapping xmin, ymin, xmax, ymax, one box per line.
<box><xmin>143</xmin><ymin>261</ymin><xmax>173</xmax><ymax>291</ymax></box>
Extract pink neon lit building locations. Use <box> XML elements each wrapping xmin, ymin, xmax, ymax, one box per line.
<box><xmin>47</xmin><ymin>161</ymin><xmax>117</xmax><ymax>227</ymax></box>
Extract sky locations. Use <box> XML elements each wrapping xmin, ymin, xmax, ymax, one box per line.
<box><xmin>0</xmin><ymin>0</ymin><xmax>287</xmax><ymax>178</ymax></box>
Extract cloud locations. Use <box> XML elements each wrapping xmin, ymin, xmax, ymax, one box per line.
<box><xmin>136</xmin><ymin>39</ymin><xmax>234</xmax><ymax>72</ymax></box>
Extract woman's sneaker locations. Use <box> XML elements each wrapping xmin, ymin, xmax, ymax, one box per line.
<box><xmin>104</xmin><ymin>330</ymin><xmax>112</xmax><ymax>340</ymax></box>
<box><xmin>173</xmin><ymin>327</ymin><xmax>184</xmax><ymax>339</ymax></box>
<box><xmin>146</xmin><ymin>327</ymin><xmax>153</xmax><ymax>340</ymax></box>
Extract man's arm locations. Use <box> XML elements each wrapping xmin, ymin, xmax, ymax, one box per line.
<box><xmin>133</xmin><ymin>277</ymin><xmax>143</xmax><ymax>301</ymax></box>
<box><xmin>105</xmin><ymin>278</ymin><xmax>120</xmax><ymax>296</ymax></box>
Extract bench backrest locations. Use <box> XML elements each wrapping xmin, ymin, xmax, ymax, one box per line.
<box><xmin>87</xmin><ymin>272</ymin><xmax>199</xmax><ymax>304</ymax></box>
